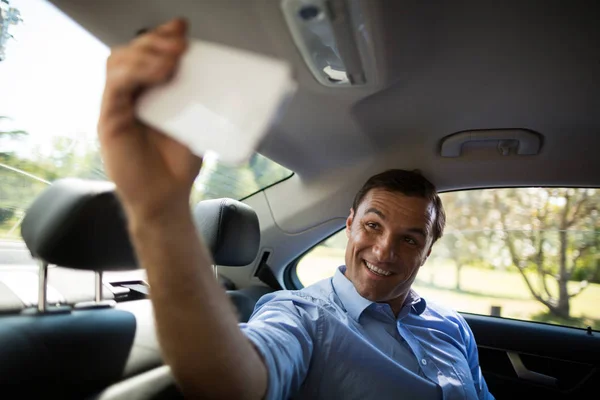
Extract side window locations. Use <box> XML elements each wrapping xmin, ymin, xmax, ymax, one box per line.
<box><xmin>296</xmin><ymin>229</ymin><xmax>348</xmax><ymax>285</ymax></box>
<box><xmin>295</xmin><ymin>188</ymin><xmax>600</xmax><ymax>331</ymax></box>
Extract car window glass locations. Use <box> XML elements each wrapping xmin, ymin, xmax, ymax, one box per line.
<box><xmin>296</xmin><ymin>188</ymin><xmax>600</xmax><ymax>331</ymax></box>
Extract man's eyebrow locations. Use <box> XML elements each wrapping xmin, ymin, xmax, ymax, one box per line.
<box><xmin>365</xmin><ymin>207</ymin><xmax>386</xmax><ymax>219</ymax></box>
<box><xmin>364</xmin><ymin>208</ymin><xmax>428</xmax><ymax>238</ymax></box>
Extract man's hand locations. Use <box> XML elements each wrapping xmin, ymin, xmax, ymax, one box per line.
<box><xmin>98</xmin><ymin>18</ymin><xmax>202</xmax><ymax>222</ymax></box>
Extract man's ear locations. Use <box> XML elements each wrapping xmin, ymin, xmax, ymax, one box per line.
<box><xmin>345</xmin><ymin>208</ymin><xmax>355</xmax><ymax>238</ymax></box>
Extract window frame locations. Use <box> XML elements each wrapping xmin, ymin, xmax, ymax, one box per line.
<box><xmin>239</xmin><ymin>171</ymin><xmax>295</xmax><ymax>201</ymax></box>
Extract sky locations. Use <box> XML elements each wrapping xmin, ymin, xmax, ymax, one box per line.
<box><xmin>0</xmin><ymin>0</ymin><xmax>109</xmax><ymax>153</ymax></box>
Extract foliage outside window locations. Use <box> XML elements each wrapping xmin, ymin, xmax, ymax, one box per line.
<box><xmin>0</xmin><ymin>0</ymin><xmax>291</xmax><ymax>242</ymax></box>
<box><xmin>296</xmin><ymin>188</ymin><xmax>600</xmax><ymax>331</ymax></box>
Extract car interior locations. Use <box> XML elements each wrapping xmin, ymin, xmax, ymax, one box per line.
<box><xmin>1</xmin><ymin>0</ymin><xmax>599</xmax><ymax>399</ymax></box>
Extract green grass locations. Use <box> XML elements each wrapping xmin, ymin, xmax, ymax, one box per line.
<box><xmin>0</xmin><ymin>216</ymin><xmax>23</xmax><ymax>240</ymax></box>
<box><xmin>297</xmin><ymin>247</ymin><xmax>600</xmax><ymax>330</ymax></box>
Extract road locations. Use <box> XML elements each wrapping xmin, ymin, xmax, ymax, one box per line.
<box><xmin>0</xmin><ymin>239</ymin><xmax>36</xmax><ymax>267</ymax></box>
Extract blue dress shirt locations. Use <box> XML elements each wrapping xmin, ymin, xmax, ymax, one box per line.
<box><xmin>239</xmin><ymin>266</ymin><xmax>494</xmax><ymax>399</ymax></box>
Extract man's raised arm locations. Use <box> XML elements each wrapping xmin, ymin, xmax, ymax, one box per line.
<box><xmin>97</xmin><ymin>18</ymin><xmax>267</xmax><ymax>399</ymax></box>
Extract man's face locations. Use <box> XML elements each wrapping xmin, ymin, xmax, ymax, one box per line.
<box><xmin>344</xmin><ymin>188</ymin><xmax>436</xmax><ymax>307</ymax></box>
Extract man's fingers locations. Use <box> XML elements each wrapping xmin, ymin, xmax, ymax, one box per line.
<box><xmin>104</xmin><ymin>46</ymin><xmax>178</xmax><ymax>98</ymax></box>
<box><xmin>154</xmin><ymin>18</ymin><xmax>188</xmax><ymax>37</ymax></box>
<box><xmin>106</xmin><ymin>18</ymin><xmax>187</xmax><ymax>92</ymax></box>
<box><xmin>132</xmin><ymin>32</ymin><xmax>188</xmax><ymax>56</ymax></box>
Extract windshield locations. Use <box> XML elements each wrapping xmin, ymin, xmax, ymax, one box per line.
<box><xmin>0</xmin><ymin>0</ymin><xmax>292</xmax><ymax>242</ymax></box>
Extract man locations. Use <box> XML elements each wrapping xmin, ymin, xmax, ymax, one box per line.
<box><xmin>98</xmin><ymin>19</ymin><xmax>493</xmax><ymax>399</ymax></box>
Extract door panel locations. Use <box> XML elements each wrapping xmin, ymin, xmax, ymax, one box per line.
<box><xmin>463</xmin><ymin>313</ymin><xmax>599</xmax><ymax>399</ymax></box>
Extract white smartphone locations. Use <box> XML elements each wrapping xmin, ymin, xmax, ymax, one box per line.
<box><xmin>135</xmin><ymin>40</ymin><xmax>296</xmax><ymax>165</ymax></box>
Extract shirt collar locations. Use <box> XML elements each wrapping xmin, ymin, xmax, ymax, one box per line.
<box><xmin>403</xmin><ymin>289</ymin><xmax>427</xmax><ymax>316</ymax></box>
<box><xmin>332</xmin><ymin>265</ymin><xmax>373</xmax><ymax>321</ymax></box>
<box><xmin>332</xmin><ymin>266</ymin><xmax>427</xmax><ymax>321</ymax></box>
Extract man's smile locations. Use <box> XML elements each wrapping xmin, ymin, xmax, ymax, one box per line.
<box><xmin>363</xmin><ymin>260</ymin><xmax>394</xmax><ymax>277</ymax></box>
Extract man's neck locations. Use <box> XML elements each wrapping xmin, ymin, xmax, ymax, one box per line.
<box><xmin>384</xmin><ymin>291</ymin><xmax>410</xmax><ymax>317</ymax></box>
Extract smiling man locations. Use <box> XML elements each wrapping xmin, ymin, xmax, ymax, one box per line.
<box><xmin>239</xmin><ymin>170</ymin><xmax>494</xmax><ymax>400</ymax></box>
<box><xmin>98</xmin><ymin>19</ymin><xmax>493</xmax><ymax>399</ymax></box>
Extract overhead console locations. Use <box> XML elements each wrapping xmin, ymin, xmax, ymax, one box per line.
<box><xmin>281</xmin><ymin>0</ymin><xmax>379</xmax><ymax>88</ymax></box>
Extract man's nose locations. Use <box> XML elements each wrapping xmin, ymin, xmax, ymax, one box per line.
<box><xmin>373</xmin><ymin>235</ymin><xmax>396</xmax><ymax>262</ymax></box>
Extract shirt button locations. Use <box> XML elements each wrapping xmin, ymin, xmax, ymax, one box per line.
<box><xmin>421</xmin><ymin>359</ymin><xmax>427</xmax><ymax>366</ymax></box>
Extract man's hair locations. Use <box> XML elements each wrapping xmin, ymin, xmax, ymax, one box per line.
<box><xmin>351</xmin><ymin>169</ymin><xmax>446</xmax><ymax>243</ymax></box>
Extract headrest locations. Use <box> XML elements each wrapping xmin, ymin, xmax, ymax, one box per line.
<box><xmin>21</xmin><ymin>179</ymin><xmax>260</xmax><ymax>270</ymax></box>
<box><xmin>21</xmin><ymin>179</ymin><xmax>136</xmax><ymax>271</ymax></box>
<box><xmin>193</xmin><ymin>198</ymin><xmax>260</xmax><ymax>266</ymax></box>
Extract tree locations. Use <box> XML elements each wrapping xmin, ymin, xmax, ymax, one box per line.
<box><xmin>436</xmin><ymin>187</ymin><xmax>600</xmax><ymax>319</ymax></box>
<box><xmin>191</xmin><ymin>153</ymin><xmax>290</xmax><ymax>205</ymax></box>
<box><xmin>0</xmin><ymin>116</ymin><xmax>26</xmax><ymax>139</ymax></box>
<box><xmin>0</xmin><ymin>121</ymin><xmax>106</xmax><ymax>238</ymax></box>
<box><xmin>0</xmin><ymin>0</ymin><xmax>23</xmax><ymax>62</ymax></box>
<box><xmin>248</xmin><ymin>153</ymin><xmax>291</xmax><ymax>189</ymax></box>
<box><xmin>493</xmin><ymin>188</ymin><xmax>599</xmax><ymax>318</ymax></box>
<box><xmin>193</xmin><ymin>160</ymin><xmax>260</xmax><ymax>203</ymax></box>
<box><xmin>33</xmin><ymin>136</ymin><xmax>106</xmax><ymax>181</ymax></box>
<box><xmin>0</xmin><ymin>156</ymin><xmax>49</xmax><ymax>237</ymax></box>
<box><xmin>435</xmin><ymin>191</ymin><xmax>497</xmax><ymax>290</ymax></box>
<box><xmin>0</xmin><ymin>116</ymin><xmax>38</xmax><ymax>232</ymax></box>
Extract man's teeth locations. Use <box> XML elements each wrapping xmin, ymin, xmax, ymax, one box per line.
<box><xmin>365</xmin><ymin>261</ymin><xmax>392</xmax><ymax>276</ymax></box>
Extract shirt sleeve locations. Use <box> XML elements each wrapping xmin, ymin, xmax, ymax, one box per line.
<box><xmin>239</xmin><ymin>293</ymin><xmax>320</xmax><ymax>400</ymax></box>
<box><xmin>456</xmin><ymin>313</ymin><xmax>495</xmax><ymax>400</ymax></box>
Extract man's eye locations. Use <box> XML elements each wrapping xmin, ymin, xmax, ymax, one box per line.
<box><xmin>405</xmin><ymin>237</ymin><xmax>416</xmax><ymax>245</ymax></box>
<box><xmin>365</xmin><ymin>222</ymin><xmax>379</xmax><ymax>230</ymax></box>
